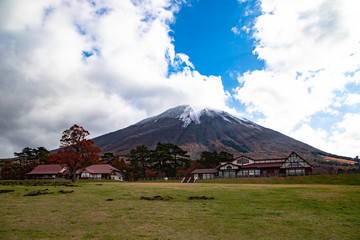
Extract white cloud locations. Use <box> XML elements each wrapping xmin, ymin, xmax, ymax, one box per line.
<box><xmin>330</xmin><ymin>113</ymin><xmax>360</xmax><ymax>157</ymax></box>
<box><xmin>241</xmin><ymin>26</ymin><xmax>251</xmax><ymax>34</ymax></box>
<box><xmin>292</xmin><ymin>124</ymin><xmax>329</xmax><ymax>152</ymax></box>
<box><xmin>0</xmin><ymin>0</ymin><xmax>229</xmax><ymax>157</ymax></box>
<box><xmin>345</xmin><ymin>93</ymin><xmax>360</xmax><ymax>105</ymax></box>
<box><xmin>171</xmin><ymin>53</ymin><xmax>195</xmax><ymax>69</ymax></box>
<box><xmin>292</xmin><ymin>121</ymin><xmax>359</xmax><ymax>157</ymax></box>
<box><xmin>231</xmin><ymin>26</ymin><xmax>240</xmax><ymax>35</ymax></box>
<box><xmin>253</xmin><ymin>0</ymin><xmax>360</xmax><ymax>73</ymax></box>
<box><xmin>234</xmin><ymin>0</ymin><xmax>360</xmax><ymax>156</ymax></box>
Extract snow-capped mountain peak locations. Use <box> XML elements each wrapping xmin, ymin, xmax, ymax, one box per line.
<box><xmin>137</xmin><ymin>105</ymin><xmax>255</xmax><ymax>128</ymax></box>
<box><xmin>94</xmin><ymin>105</ymin><xmax>324</xmax><ymax>160</ymax></box>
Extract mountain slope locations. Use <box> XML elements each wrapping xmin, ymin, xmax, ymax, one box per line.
<box><xmin>93</xmin><ymin>105</ymin><xmax>326</xmax><ymax>159</ymax></box>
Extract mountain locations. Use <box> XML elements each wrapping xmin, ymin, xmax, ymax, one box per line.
<box><xmin>93</xmin><ymin>105</ymin><xmax>329</xmax><ymax>160</ymax></box>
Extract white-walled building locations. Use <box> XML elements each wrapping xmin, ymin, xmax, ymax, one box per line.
<box><xmin>77</xmin><ymin>164</ymin><xmax>123</xmax><ymax>181</ymax></box>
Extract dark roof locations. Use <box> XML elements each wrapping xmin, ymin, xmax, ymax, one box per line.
<box><xmin>234</xmin><ymin>155</ymin><xmax>255</xmax><ymax>160</ymax></box>
<box><xmin>27</xmin><ymin>164</ymin><xmax>67</xmax><ymax>175</ymax></box>
<box><xmin>191</xmin><ymin>169</ymin><xmax>218</xmax><ymax>174</ymax></box>
<box><xmin>241</xmin><ymin>162</ymin><xmax>284</xmax><ymax>169</ymax></box>
<box><xmin>84</xmin><ymin>164</ymin><xmax>120</xmax><ymax>174</ymax></box>
<box><xmin>234</xmin><ymin>154</ymin><xmax>287</xmax><ymax>162</ymax></box>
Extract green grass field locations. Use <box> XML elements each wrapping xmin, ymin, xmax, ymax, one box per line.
<box><xmin>1</xmin><ymin>175</ymin><xmax>360</xmax><ymax>239</ymax></box>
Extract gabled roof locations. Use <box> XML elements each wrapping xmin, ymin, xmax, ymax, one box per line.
<box><xmin>285</xmin><ymin>151</ymin><xmax>314</xmax><ymax>167</ymax></box>
<box><xmin>84</xmin><ymin>164</ymin><xmax>120</xmax><ymax>174</ymax></box>
<box><xmin>218</xmin><ymin>162</ymin><xmax>241</xmax><ymax>167</ymax></box>
<box><xmin>27</xmin><ymin>164</ymin><xmax>67</xmax><ymax>175</ymax></box>
<box><xmin>191</xmin><ymin>169</ymin><xmax>218</xmax><ymax>174</ymax></box>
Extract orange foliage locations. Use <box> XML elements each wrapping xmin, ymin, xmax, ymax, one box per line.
<box><xmin>48</xmin><ymin>124</ymin><xmax>100</xmax><ymax>182</ymax></box>
<box><xmin>112</xmin><ymin>158</ymin><xmax>128</xmax><ymax>172</ymax></box>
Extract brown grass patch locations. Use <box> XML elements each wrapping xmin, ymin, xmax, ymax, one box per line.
<box><xmin>323</xmin><ymin>156</ymin><xmax>356</xmax><ymax>164</ymax></box>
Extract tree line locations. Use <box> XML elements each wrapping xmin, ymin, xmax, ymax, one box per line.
<box><xmin>10</xmin><ymin>124</ymin><xmax>359</xmax><ymax>181</ymax></box>
<box><xmin>0</xmin><ymin>147</ymin><xmax>50</xmax><ymax>180</ymax></box>
<box><xmin>1</xmin><ymin>124</ymin><xmax>238</xmax><ymax>181</ymax></box>
<box><xmin>127</xmin><ymin>143</ymin><xmax>190</xmax><ymax>180</ymax></box>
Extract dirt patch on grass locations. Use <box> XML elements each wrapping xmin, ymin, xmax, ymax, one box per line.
<box><xmin>140</xmin><ymin>195</ymin><xmax>173</xmax><ymax>201</ymax></box>
<box><xmin>0</xmin><ymin>189</ymin><xmax>14</xmax><ymax>193</ymax></box>
<box><xmin>58</xmin><ymin>190</ymin><xmax>74</xmax><ymax>194</ymax></box>
<box><xmin>24</xmin><ymin>189</ymin><xmax>53</xmax><ymax>196</ymax></box>
<box><xmin>188</xmin><ymin>196</ymin><xmax>214</xmax><ymax>200</ymax></box>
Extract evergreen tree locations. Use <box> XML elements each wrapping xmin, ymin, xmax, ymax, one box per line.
<box><xmin>34</xmin><ymin>147</ymin><xmax>50</xmax><ymax>164</ymax></box>
<box><xmin>14</xmin><ymin>147</ymin><xmax>37</xmax><ymax>167</ymax></box>
<box><xmin>129</xmin><ymin>145</ymin><xmax>150</xmax><ymax>179</ymax></box>
<box><xmin>100</xmin><ymin>152</ymin><xmax>117</xmax><ymax>164</ymax></box>
<box><xmin>197</xmin><ymin>150</ymin><xmax>233</xmax><ymax>168</ymax></box>
<box><xmin>166</xmin><ymin>143</ymin><xmax>190</xmax><ymax>177</ymax></box>
<box><xmin>151</xmin><ymin>142</ymin><xmax>171</xmax><ymax>177</ymax></box>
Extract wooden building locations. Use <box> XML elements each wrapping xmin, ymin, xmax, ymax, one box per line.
<box><xmin>191</xmin><ymin>169</ymin><xmax>218</xmax><ymax>179</ymax></box>
<box><xmin>77</xmin><ymin>164</ymin><xmax>123</xmax><ymax>181</ymax></box>
<box><xmin>26</xmin><ymin>164</ymin><xmax>69</xmax><ymax>179</ymax></box>
<box><xmin>192</xmin><ymin>152</ymin><xmax>313</xmax><ymax>179</ymax></box>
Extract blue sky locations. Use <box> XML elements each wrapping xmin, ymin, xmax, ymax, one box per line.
<box><xmin>0</xmin><ymin>0</ymin><xmax>359</xmax><ymax>158</ymax></box>
<box><xmin>172</xmin><ymin>0</ymin><xmax>264</xmax><ymax>92</ymax></box>
<box><xmin>172</xmin><ymin>0</ymin><xmax>360</xmax><ymax>158</ymax></box>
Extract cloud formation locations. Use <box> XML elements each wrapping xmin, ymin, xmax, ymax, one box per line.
<box><xmin>0</xmin><ymin>0</ymin><xmax>230</xmax><ymax>157</ymax></box>
<box><xmin>234</xmin><ymin>0</ymin><xmax>360</xmax><ymax>156</ymax></box>
<box><xmin>1</xmin><ymin>0</ymin><xmax>359</xmax><ymax>158</ymax></box>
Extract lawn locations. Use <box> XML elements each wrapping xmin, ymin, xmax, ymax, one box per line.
<box><xmin>1</xmin><ymin>176</ymin><xmax>360</xmax><ymax>239</ymax></box>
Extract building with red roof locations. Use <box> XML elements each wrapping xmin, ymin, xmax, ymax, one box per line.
<box><xmin>192</xmin><ymin>152</ymin><xmax>313</xmax><ymax>179</ymax></box>
<box><xmin>190</xmin><ymin>169</ymin><xmax>218</xmax><ymax>179</ymax></box>
<box><xmin>77</xmin><ymin>164</ymin><xmax>123</xmax><ymax>181</ymax></box>
<box><xmin>26</xmin><ymin>164</ymin><xmax>69</xmax><ymax>179</ymax></box>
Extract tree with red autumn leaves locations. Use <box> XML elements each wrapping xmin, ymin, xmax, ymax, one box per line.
<box><xmin>49</xmin><ymin>124</ymin><xmax>100</xmax><ymax>183</ymax></box>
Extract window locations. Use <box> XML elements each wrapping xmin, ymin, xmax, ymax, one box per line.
<box><xmin>237</xmin><ymin>158</ymin><xmax>249</xmax><ymax>164</ymax></box>
<box><xmin>287</xmin><ymin>169</ymin><xmax>296</xmax><ymax>176</ymax></box>
<box><xmin>241</xmin><ymin>170</ymin><xmax>249</xmax><ymax>176</ymax></box>
<box><xmin>263</xmin><ymin>170</ymin><xmax>267</xmax><ymax>175</ymax></box>
<box><xmin>226</xmin><ymin>166</ymin><xmax>233</xmax><ymax>170</ymax></box>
